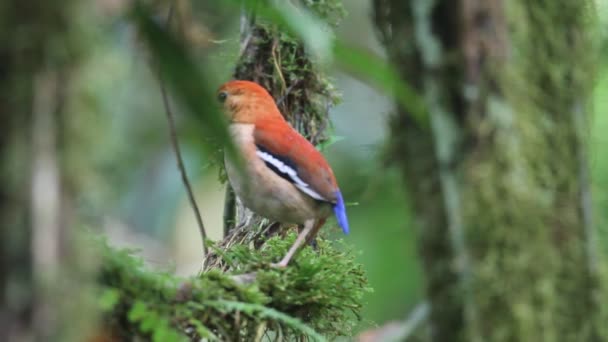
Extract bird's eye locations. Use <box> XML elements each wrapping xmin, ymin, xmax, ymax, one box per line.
<box><xmin>217</xmin><ymin>91</ymin><xmax>228</xmax><ymax>103</ymax></box>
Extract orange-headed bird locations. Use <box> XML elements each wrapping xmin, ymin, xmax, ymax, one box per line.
<box><xmin>217</xmin><ymin>80</ymin><xmax>349</xmax><ymax>267</ymax></box>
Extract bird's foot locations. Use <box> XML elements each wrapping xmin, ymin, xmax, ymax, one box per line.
<box><xmin>270</xmin><ymin>260</ymin><xmax>288</xmax><ymax>268</ymax></box>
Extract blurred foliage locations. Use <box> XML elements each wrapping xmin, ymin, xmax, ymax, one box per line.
<box><xmin>96</xmin><ymin>233</ymin><xmax>369</xmax><ymax>340</ymax></box>
<box><xmin>132</xmin><ymin>3</ymin><xmax>238</xmax><ymax>164</ymax></box>
<box><xmin>342</xmin><ymin>167</ymin><xmax>423</xmax><ymax>327</ymax></box>
<box><xmin>303</xmin><ymin>0</ymin><xmax>347</xmax><ymax>27</ymax></box>
<box><xmin>332</xmin><ymin>41</ymin><xmax>427</xmax><ymax>127</ymax></box>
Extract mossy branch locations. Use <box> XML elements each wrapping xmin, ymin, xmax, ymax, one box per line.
<box><xmin>95</xmin><ymin>233</ymin><xmax>370</xmax><ymax>341</ymax></box>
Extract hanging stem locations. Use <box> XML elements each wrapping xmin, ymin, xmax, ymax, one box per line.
<box><xmin>158</xmin><ymin>2</ymin><xmax>209</xmax><ymax>260</ymax></box>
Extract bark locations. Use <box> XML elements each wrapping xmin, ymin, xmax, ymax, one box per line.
<box><xmin>374</xmin><ymin>0</ymin><xmax>605</xmax><ymax>341</ymax></box>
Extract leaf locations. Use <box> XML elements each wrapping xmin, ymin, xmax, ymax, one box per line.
<box><xmin>188</xmin><ymin>318</ymin><xmax>219</xmax><ymax>341</ymax></box>
<box><xmin>128</xmin><ymin>301</ymin><xmax>148</xmax><ymax>322</ymax></box>
<box><xmin>130</xmin><ymin>3</ymin><xmax>241</xmax><ymax>165</ymax></box>
<box><xmin>99</xmin><ymin>288</ymin><xmax>120</xmax><ymax>311</ymax></box>
<box><xmin>271</xmin><ymin>0</ymin><xmax>334</xmax><ymax>62</ymax></box>
<box><xmin>332</xmin><ymin>41</ymin><xmax>428</xmax><ymax>127</ymax></box>
<box><xmin>316</xmin><ymin>135</ymin><xmax>345</xmax><ymax>151</ymax></box>
<box><xmin>152</xmin><ymin>320</ymin><xmax>185</xmax><ymax>342</ymax></box>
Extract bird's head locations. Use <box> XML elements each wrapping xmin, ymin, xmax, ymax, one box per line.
<box><xmin>216</xmin><ymin>80</ymin><xmax>284</xmax><ymax>124</ymax></box>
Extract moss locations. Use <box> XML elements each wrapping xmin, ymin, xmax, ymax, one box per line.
<box><xmin>96</xmin><ymin>233</ymin><xmax>370</xmax><ymax>341</ymax></box>
<box><xmin>461</xmin><ymin>2</ymin><xmax>604</xmax><ymax>341</ymax></box>
<box><xmin>458</xmin><ymin>1</ymin><xmax>604</xmax><ymax>341</ymax></box>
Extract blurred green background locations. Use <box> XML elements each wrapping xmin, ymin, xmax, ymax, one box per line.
<box><xmin>72</xmin><ymin>0</ymin><xmax>608</xmax><ymax>332</ymax></box>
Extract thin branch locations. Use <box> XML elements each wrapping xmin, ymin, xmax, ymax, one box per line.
<box><xmin>158</xmin><ymin>2</ymin><xmax>209</xmax><ymax>260</ymax></box>
<box><xmin>238</xmin><ymin>7</ymin><xmax>254</xmax><ymax>59</ymax></box>
<box><xmin>397</xmin><ymin>301</ymin><xmax>430</xmax><ymax>340</ymax></box>
<box><xmin>357</xmin><ymin>301</ymin><xmax>429</xmax><ymax>342</ymax></box>
<box><xmin>276</xmin><ymin>79</ymin><xmax>301</xmax><ymax>107</ymax></box>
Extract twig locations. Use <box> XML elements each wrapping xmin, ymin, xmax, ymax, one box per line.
<box><xmin>357</xmin><ymin>301</ymin><xmax>429</xmax><ymax>342</ymax></box>
<box><xmin>276</xmin><ymin>79</ymin><xmax>301</xmax><ymax>107</ymax></box>
<box><xmin>396</xmin><ymin>302</ymin><xmax>430</xmax><ymax>340</ymax></box>
<box><xmin>238</xmin><ymin>8</ymin><xmax>254</xmax><ymax>59</ymax></box>
<box><xmin>158</xmin><ymin>2</ymin><xmax>209</xmax><ymax>260</ymax></box>
<box><xmin>271</xmin><ymin>37</ymin><xmax>288</xmax><ymax>96</ymax></box>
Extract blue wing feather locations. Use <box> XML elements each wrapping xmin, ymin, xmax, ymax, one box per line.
<box><xmin>333</xmin><ymin>191</ymin><xmax>349</xmax><ymax>234</ymax></box>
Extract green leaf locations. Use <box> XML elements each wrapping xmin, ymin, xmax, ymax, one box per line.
<box><xmin>271</xmin><ymin>0</ymin><xmax>333</xmax><ymax>61</ymax></box>
<box><xmin>188</xmin><ymin>318</ymin><xmax>219</xmax><ymax>341</ymax></box>
<box><xmin>128</xmin><ymin>301</ymin><xmax>148</xmax><ymax>322</ymax></box>
<box><xmin>98</xmin><ymin>288</ymin><xmax>120</xmax><ymax>311</ymax></box>
<box><xmin>130</xmin><ymin>3</ymin><xmax>241</xmax><ymax>166</ymax></box>
<box><xmin>332</xmin><ymin>41</ymin><xmax>428</xmax><ymax>127</ymax></box>
<box><xmin>316</xmin><ymin>135</ymin><xmax>345</xmax><ymax>151</ymax></box>
<box><xmin>152</xmin><ymin>320</ymin><xmax>185</xmax><ymax>342</ymax></box>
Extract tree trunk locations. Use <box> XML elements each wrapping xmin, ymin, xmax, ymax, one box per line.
<box><xmin>374</xmin><ymin>0</ymin><xmax>605</xmax><ymax>341</ymax></box>
<box><xmin>0</xmin><ymin>2</ymin><xmax>86</xmax><ymax>341</ymax></box>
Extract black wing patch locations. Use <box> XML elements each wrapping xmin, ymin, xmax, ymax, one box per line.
<box><xmin>255</xmin><ymin>144</ymin><xmax>326</xmax><ymax>201</ymax></box>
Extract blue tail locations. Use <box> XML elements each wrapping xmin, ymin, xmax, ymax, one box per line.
<box><xmin>333</xmin><ymin>191</ymin><xmax>350</xmax><ymax>234</ymax></box>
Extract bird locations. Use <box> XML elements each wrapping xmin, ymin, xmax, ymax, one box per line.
<box><xmin>217</xmin><ymin>80</ymin><xmax>349</xmax><ymax>267</ymax></box>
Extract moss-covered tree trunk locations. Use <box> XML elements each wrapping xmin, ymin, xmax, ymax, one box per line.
<box><xmin>215</xmin><ymin>2</ymin><xmax>344</xmax><ymax>252</ymax></box>
<box><xmin>374</xmin><ymin>0</ymin><xmax>606</xmax><ymax>341</ymax></box>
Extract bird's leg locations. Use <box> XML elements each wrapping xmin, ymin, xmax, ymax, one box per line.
<box><xmin>297</xmin><ymin>224</ymin><xmax>315</xmax><ymax>249</ymax></box>
<box><xmin>305</xmin><ymin>218</ymin><xmax>326</xmax><ymax>250</ymax></box>
<box><xmin>273</xmin><ymin>219</ymin><xmax>315</xmax><ymax>267</ymax></box>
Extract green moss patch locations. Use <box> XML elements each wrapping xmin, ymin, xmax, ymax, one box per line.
<box><xmin>96</xmin><ymin>233</ymin><xmax>370</xmax><ymax>341</ymax></box>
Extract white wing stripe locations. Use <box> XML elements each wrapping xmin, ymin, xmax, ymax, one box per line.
<box><xmin>256</xmin><ymin>150</ymin><xmax>327</xmax><ymax>201</ymax></box>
